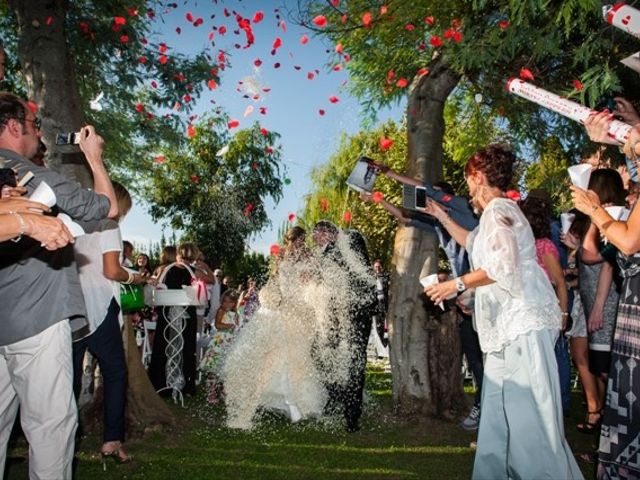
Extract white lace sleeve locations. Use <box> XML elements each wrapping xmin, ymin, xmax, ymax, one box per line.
<box><xmin>478</xmin><ymin>204</ymin><xmax>523</xmax><ymax>297</ymax></box>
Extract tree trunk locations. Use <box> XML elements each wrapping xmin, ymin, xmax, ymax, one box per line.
<box><xmin>122</xmin><ymin>317</ymin><xmax>175</xmax><ymax>436</ymax></box>
<box><xmin>8</xmin><ymin>0</ymin><xmax>91</xmax><ymax>186</ymax></box>
<box><xmin>388</xmin><ymin>55</ymin><xmax>465</xmax><ymax>416</ymax></box>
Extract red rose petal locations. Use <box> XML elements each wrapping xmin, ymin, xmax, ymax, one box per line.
<box><xmin>342</xmin><ymin>211</ymin><xmax>352</xmax><ymax>223</ymax></box>
<box><xmin>396</xmin><ymin>78</ymin><xmax>408</xmax><ymax>88</ymax></box>
<box><xmin>288</xmin><ymin>213</ymin><xmax>296</xmax><ymax>222</ymax></box>
<box><xmin>380</xmin><ymin>137</ymin><xmax>393</xmax><ymax>151</ymax></box>
<box><xmin>499</xmin><ymin>20</ymin><xmax>509</xmax><ymax>29</ymax></box>
<box><xmin>417</xmin><ymin>68</ymin><xmax>429</xmax><ymax>77</ymax></box>
<box><xmin>219</xmin><ymin>25</ymin><xmax>227</xmax><ymax>35</ymax></box>
<box><xmin>362</xmin><ymin>12</ymin><xmax>372</xmax><ymax>27</ymax></box>
<box><xmin>114</xmin><ymin>16</ymin><xmax>127</xmax><ymax>26</ymax></box>
<box><xmin>135</xmin><ymin>103</ymin><xmax>144</xmax><ymax>113</ymax></box>
<box><xmin>307</xmin><ymin>72</ymin><xmax>315</xmax><ymax>80</ymax></box>
<box><xmin>187</xmin><ymin>124</ymin><xmax>196</xmax><ymax>138</ymax></box>
<box><xmin>519</xmin><ymin>67</ymin><xmax>534</xmax><ymax>81</ymax></box>
<box><xmin>254</xmin><ymin>58</ymin><xmax>262</xmax><ymax>67</ymax></box>
<box><xmin>186</xmin><ymin>12</ymin><xmax>194</xmax><ymax>22</ymax></box>
<box><xmin>154</xmin><ymin>155</ymin><xmax>166</xmax><ymax>164</ymax></box>
<box><xmin>318</xmin><ymin>109</ymin><xmax>325</xmax><ymax>116</ymax></box>
<box><xmin>312</xmin><ymin>15</ymin><xmax>327</xmax><ymax>27</ymax></box>
<box><xmin>207</xmin><ymin>79</ymin><xmax>217</xmax><ymax>90</ymax></box>
<box><xmin>272</xmin><ymin>37</ymin><xmax>282</xmax><ymax>50</ymax></box>
<box><xmin>228</xmin><ymin>119</ymin><xmax>240</xmax><ymax>129</ymax></box>
<box><xmin>300</xmin><ymin>34</ymin><xmax>309</xmax><ymax>45</ymax></box>
<box><xmin>119</xmin><ymin>34</ymin><xmax>129</xmax><ymax>43</ymax></box>
<box><xmin>372</xmin><ymin>191</ymin><xmax>384</xmax><ymax>203</ymax></box>
<box><xmin>253</xmin><ymin>11</ymin><xmax>264</xmax><ymax>23</ymax></box>
<box><xmin>430</xmin><ymin>35</ymin><xmax>443</xmax><ymax>47</ymax></box>
<box><xmin>320</xmin><ymin>198</ymin><xmax>329</xmax><ymax>212</ymax></box>
<box><xmin>573</xmin><ymin>79</ymin><xmax>583</xmax><ymax>91</ymax></box>
<box><xmin>425</xmin><ymin>16</ymin><xmax>435</xmax><ymax>25</ymax></box>
<box><xmin>269</xmin><ymin>244</ymin><xmax>281</xmax><ymax>256</ymax></box>
<box><xmin>328</xmin><ymin>95</ymin><xmax>339</xmax><ymax>103</ymax></box>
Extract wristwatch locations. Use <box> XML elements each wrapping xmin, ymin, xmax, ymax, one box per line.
<box><xmin>455</xmin><ymin>277</ymin><xmax>466</xmax><ymax>293</ymax></box>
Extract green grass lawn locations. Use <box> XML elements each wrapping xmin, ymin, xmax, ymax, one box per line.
<box><xmin>5</xmin><ymin>365</ymin><xmax>596</xmax><ymax>479</ymax></box>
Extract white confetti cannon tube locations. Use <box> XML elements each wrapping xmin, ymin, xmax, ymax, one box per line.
<box><xmin>604</xmin><ymin>3</ymin><xmax>640</xmax><ymax>39</ymax></box>
<box><xmin>506</xmin><ymin>78</ymin><xmax>632</xmax><ymax>144</ymax></box>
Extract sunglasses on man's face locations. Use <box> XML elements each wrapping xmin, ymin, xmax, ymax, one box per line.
<box><xmin>24</xmin><ymin>117</ymin><xmax>41</xmax><ymax>130</ymax></box>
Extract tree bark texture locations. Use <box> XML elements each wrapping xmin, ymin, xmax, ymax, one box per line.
<box><xmin>8</xmin><ymin>0</ymin><xmax>92</xmax><ymax>186</ymax></box>
<box><xmin>123</xmin><ymin>317</ymin><xmax>175</xmax><ymax>436</ymax></box>
<box><xmin>388</xmin><ymin>55</ymin><xmax>464</xmax><ymax>416</ymax></box>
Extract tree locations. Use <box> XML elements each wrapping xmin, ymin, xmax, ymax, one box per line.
<box><xmin>296</xmin><ymin>0</ymin><xmax>640</xmax><ymax>415</ymax></box>
<box><xmin>1</xmin><ymin>0</ymin><xmax>219</xmax><ymax>185</ymax></box>
<box><xmin>144</xmin><ymin>116</ymin><xmax>285</xmax><ymax>266</ymax></box>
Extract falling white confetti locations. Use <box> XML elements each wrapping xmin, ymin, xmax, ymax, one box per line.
<box><xmin>216</xmin><ymin>144</ymin><xmax>230</xmax><ymax>157</ymax></box>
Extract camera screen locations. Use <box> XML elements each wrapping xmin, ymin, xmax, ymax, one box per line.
<box><xmin>415</xmin><ymin>187</ymin><xmax>426</xmax><ymax>209</ymax></box>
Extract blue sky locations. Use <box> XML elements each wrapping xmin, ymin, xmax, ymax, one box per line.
<box><xmin>120</xmin><ymin>0</ymin><xmax>404</xmax><ymax>256</ymax></box>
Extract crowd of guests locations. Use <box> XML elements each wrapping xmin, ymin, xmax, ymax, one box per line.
<box><xmin>359</xmin><ymin>99</ymin><xmax>640</xmax><ymax>479</ymax></box>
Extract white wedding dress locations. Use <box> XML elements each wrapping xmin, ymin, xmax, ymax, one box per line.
<box><xmin>222</xmin><ymin>260</ymin><xmax>327</xmax><ymax>430</ymax></box>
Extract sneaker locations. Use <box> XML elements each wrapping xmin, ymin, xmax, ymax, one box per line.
<box><xmin>461</xmin><ymin>405</ymin><xmax>480</xmax><ymax>431</ymax></box>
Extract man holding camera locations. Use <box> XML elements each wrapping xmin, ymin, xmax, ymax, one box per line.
<box><xmin>0</xmin><ymin>91</ymin><xmax>117</xmax><ymax>479</ymax></box>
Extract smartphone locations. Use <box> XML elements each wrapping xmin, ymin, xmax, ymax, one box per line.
<box><xmin>55</xmin><ymin>132</ymin><xmax>81</xmax><ymax>146</ymax></box>
<box><xmin>415</xmin><ymin>187</ymin><xmax>427</xmax><ymax>209</ymax></box>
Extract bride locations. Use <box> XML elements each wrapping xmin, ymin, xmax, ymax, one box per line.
<box><xmin>222</xmin><ymin>226</ymin><xmax>327</xmax><ymax>429</ymax></box>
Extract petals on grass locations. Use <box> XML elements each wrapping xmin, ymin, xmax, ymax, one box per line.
<box><xmin>372</xmin><ymin>191</ymin><xmax>384</xmax><ymax>203</ymax></box>
<box><xmin>320</xmin><ymin>198</ymin><xmax>329</xmax><ymax>212</ymax></box>
<box><xmin>573</xmin><ymin>79</ymin><xmax>583</xmax><ymax>91</ymax></box>
<box><xmin>342</xmin><ymin>211</ymin><xmax>352</xmax><ymax>223</ymax></box>
<box><xmin>499</xmin><ymin>20</ymin><xmax>509</xmax><ymax>29</ymax></box>
<box><xmin>154</xmin><ymin>155</ymin><xmax>166</xmax><ymax>164</ymax></box>
<box><xmin>425</xmin><ymin>16</ymin><xmax>435</xmax><ymax>25</ymax></box>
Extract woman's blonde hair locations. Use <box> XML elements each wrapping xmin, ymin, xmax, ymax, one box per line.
<box><xmin>177</xmin><ymin>242</ymin><xmax>201</xmax><ymax>263</ymax></box>
<box><xmin>112</xmin><ymin>181</ymin><xmax>132</xmax><ymax>221</ymax></box>
<box><xmin>159</xmin><ymin>246</ymin><xmax>177</xmax><ymax>266</ymax></box>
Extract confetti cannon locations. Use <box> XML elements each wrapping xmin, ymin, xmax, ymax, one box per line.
<box><xmin>506</xmin><ymin>78</ymin><xmax>632</xmax><ymax>144</ymax></box>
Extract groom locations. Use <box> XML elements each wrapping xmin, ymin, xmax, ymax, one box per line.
<box><xmin>312</xmin><ymin>221</ymin><xmax>377</xmax><ymax>432</ymax></box>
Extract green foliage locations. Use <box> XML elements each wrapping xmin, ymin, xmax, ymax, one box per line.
<box><xmin>143</xmin><ymin>117</ymin><xmax>285</xmax><ymax>266</ymax></box>
<box><xmin>224</xmin><ymin>251</ymin><xmax>270</xmax><ymax>289</ymax></box>
<box><xmin>299</xmin><ymin>121</ymin><xmax>407</xmax><ymax>265</ymax></box>
<box><xmin>0</xmin><ymin>1</ymin><xmax>220</xmax><ymax>175</ymax></box>
<box><xmin>299</xmin><ymin>0</ymin><xmax>640</xmax><ymax>158</ymax></box>
<box><xmin>523</xmin><ymin>136</ymin><xmax>574</xmax><ymax>214</ymax></box>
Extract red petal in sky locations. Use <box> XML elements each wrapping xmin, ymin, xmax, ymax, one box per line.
<box><xmin>328</xmin><ymin>96</ymin><xmax>339</xmax><ymax>103</ymax></box>
<box><xmin>253</xmin><ymin>11</ymin><xmax>264</xmax><ymax>23</ymax></box>
<box><xmin>135</xmin><ymin>103</ymin><xmax>144</xmax><ymax>113</ymax></box>
<box><xmin>519</xmin><ymin>67</ymin><xmax>534</xmax><ymax>81</ymax></box>
<box><xmin>228</xmin><ymin>119</ymin><xmax>240</xmax><ymax>129</ymax></box>
<box><xmin>187</xmin><ymin>124</ymin><xmax>196</xmax><ymax>138</ymax></box>
<box><xmin>176</xmin><ymin>27</ymin><xmax>181</xmax><ymax>34</ymax></box>
<box><xmin>362</xmin><ymin>12</ymin><xmax>372</xmax><ymax>27</ymax></box>
<box><xmin>219</xmin><ymin>25</ymin><xmax>227</xmax><ymax>35</ymax></box>
<box><xmin>186</xmin><ymin>12</ymin><xmax>194</xmax><ymax>22</ymax></box>
<box><xmin>272</xmin><ymin>37</ymin><xmax>282</xmax><ymax>50</ymax></box>
<box><xmin>300</xmin><ymin>34</ymin><xmax>309</xmax><ymax>45</ymax></box>
<box><xmin>396</xmin><ymin>78</ymin><xmax>408</xmax><ymax>88</ymax></box>
<box><xmin>260</xmin><ymin>127</ymin><xmax>269</xmax><ymax>136</ymax></box>
<box><xmin>193</xmin><ymin>18</ymin><xmax>203</xmax><ymax>27</ymax></box>
<box><xmin>335</xmin><ymin>43</ymin><xmax>344</xmax><ymax>54</ymax></box>
<box><xmin>279</xmin><ymin>20</ymin><xmax>286</xmax><ymax>32</ymax></box>
<box><xmin>114</xmin><ymin>16</ymin><xmax>127</xmax><ymax>25</ymax></box>
<box><xmin>159</xmin><ymin>43</ymin><xmax>167</xmax><ymax>53</ymax></box>
<box><xmin>254</xmin><ymin>58</ymin><xmax>262</xmax><ymax>67</ymax></box>
<box><xmin>312</xmin><ymin>15</ymin><xmax>327</xmax><ymax>27</ymax></box>
<box><xmin>307</xmin><ymin>72</ymin><xmax>315</xmax><ymax>80</ymax></box>
<box><xmin>288</xmin><ymin>213</ymin><xmax>296</xmax><ymax>222</ymax></box>
<box><xmin>331</xmin><ymin>0</ymin><xmax>340</xmax><ymax>6</ymax></box>
<box><xmin>269</xmin><ymin>244</ymin><xmax>280</xmax><ymax>256</ymax></box>
<box><xmin>318</xmin><ymin>109</ymin><xmax>325</xmax><ymax>116</ymax></box>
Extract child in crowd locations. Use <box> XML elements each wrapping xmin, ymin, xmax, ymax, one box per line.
<box><xmin>199</xmin><ymin>290</ymin><xmax>240</xmax><ymax>403</ymax></box>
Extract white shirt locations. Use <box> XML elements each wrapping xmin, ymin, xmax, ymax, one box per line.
<box><xmin>74</xmin><ymin>220</ymin><xmax>123</xmax><ymax>334</ymax></box>
<box><xmin>467</xmin><ymin>198</ymin><xmax>561</xmax><ymax>354</ymax></box>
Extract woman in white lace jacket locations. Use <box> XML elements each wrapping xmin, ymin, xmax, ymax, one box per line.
<box><xmin>424</xmin><ymin>145</ymin><xmax>583</xmax><ymax>480</ymax></box>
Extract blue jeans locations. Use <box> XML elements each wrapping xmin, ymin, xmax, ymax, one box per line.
<box><xmin>72</xmin><ymin>298</ymin><xmax>127</xmax><ymax>442</ymax></box>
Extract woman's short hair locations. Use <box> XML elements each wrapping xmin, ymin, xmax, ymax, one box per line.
<box><xmin>177</xmin><ymin>242</ymin><xmax>201</xmax><ymax>263</ymax></box>
<box><xmin>465</xmin><ymin>144</ymin><xmax>517</xmax><ymax>192</ymax></box>
<box><xmin>284</xmin><ymin>226</ymin><xmax>305</xmax><ymax>247</ymax></box>
<box><xmin>521</xmin><ymin>194</ymin><xmax>552</xmax><ymax>239</ymax></box>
